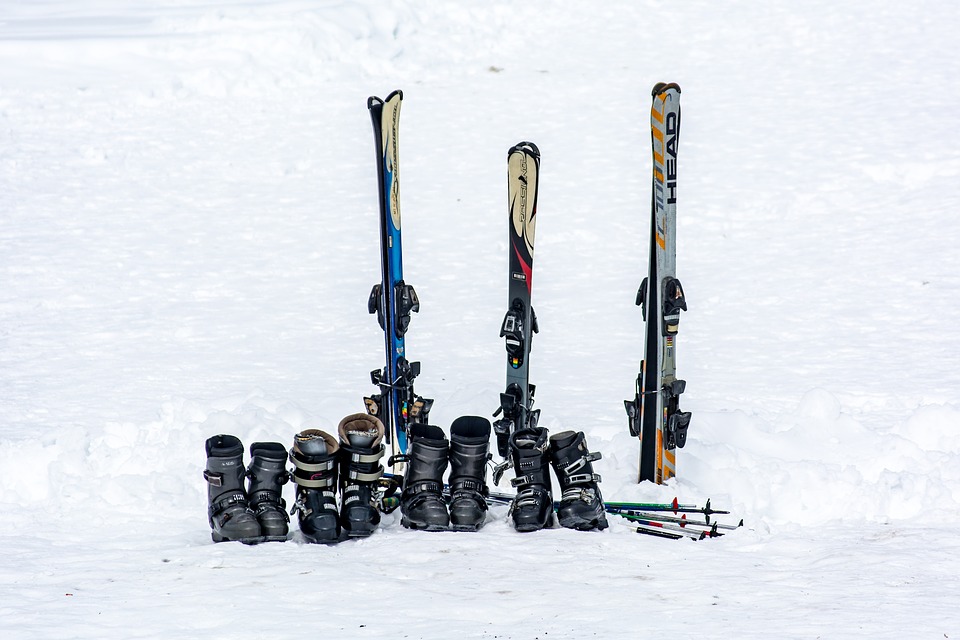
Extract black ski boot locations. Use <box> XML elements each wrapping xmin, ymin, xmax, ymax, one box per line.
<box><xmin>337</xmin><ymin>413</ymin><xmax>386</xmax><ymax>537</ymax></box>
<box><xmin>289</xmin><ymin>429</ymin><xmax>341</xmax><ymax>543</ymax></box>
<box><xmin>448</xmin><ymin>416</ymin><xmax>491</xmax><ymax>531</ymax></box>
<box><xmin>509</xmin><ymin>427</ymin><xmax>554</xmax><ymax>532</ymax></box>
<box><xmin>549</xmin><ymin>431</ymin><xmax>609</xmax><ymax>531</ymax></box>
<box><xmin>401</xmin><ymin>424</ymin><xmax>450</xmax><ymax>531</ymax></box>
<box><xmin>204</xmin><ymin>434</ymin><xmax>261</xmax><ymax>544</ymax></box>
<box><xmin>246</xmin><ymin>442</ymin><xmax>290</xmax><ymax>542</ymax></box>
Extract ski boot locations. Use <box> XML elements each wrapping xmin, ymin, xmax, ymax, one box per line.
<box><xmin>448</xmin><ymin>416</ymin><xmax>491</xmax><ymax>531</ymax></box>
<box><xmin>246</xmin><ymin>442</ymin><xmax>290</xmax><ymax>542</ymax></box>
<box><xmin>549</xmin><ymin>431</ymin><xmax>608</xmax><ymax>531</ymax></box>
<box><xmin>289</xmin><ymin>429</ymin><xmax>341</xmax><ymax>543</ymax></box>
<box><xmin>509</xmin><ymin>426</ymin><xmax>554</xmax><ymax>532</ymax></box>
<box><xmin>337</xmin><ymin>413</ymin><xmax>386</xmax><ymax>537</ymax></box>
<box><xmin>400</xmin><ymin>424</ymin><xmax>450</xmax><ymax>531</ymax></box>
<box><xmin>204</xmin><ymin>434</ymin><xmax>261</xmax><ymax>544</ymax></box>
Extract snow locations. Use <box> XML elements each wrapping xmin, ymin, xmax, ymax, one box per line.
<box><xmin>2</xmin><ymin>0</ymin><xmax>960</xmax><ymax>637</ymax></box>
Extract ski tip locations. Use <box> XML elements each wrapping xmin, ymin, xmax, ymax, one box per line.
<box><xmin>651</xmin><ymin>82</ymin><xmax>681</xmax><ymax>97</ymax></box>
<box><xmin>738</xmin><ymin>519</ymin><xmax>744</xmax><ymax>528</ymax></box>
<box><xmin>367</xmin><ymin>90</ymin><xmax>403</xmax><ymax>110</ymax></box>
<box><xmin>509</xmin><ymin>141</ymin><xmax>540</xmax><ymax>158</ymax></box>
<box><xmin>672</xmin><ymin>497</ymin><xmax>679</xmax><ymax>512</ymax></box>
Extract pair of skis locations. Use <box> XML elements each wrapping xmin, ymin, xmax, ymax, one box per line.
<box><xmin>492</xmin><ymin>142</ymin><xmax>541</xmax><ymax>469</ymax></box>
<box><xmin>363</xmin><ymin>90</ymin><xmax>432</xmax><ymax>468</ymax></box>
<box><xmin>624</xmin><ymin>83</ymin><xmax>692</xmax><ymax>484</ymax></box>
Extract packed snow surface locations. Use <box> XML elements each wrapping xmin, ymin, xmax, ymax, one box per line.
<box><xmin>2</xmin><ymin>1</ymin><xmax>959</xmax><ymax>638</ymax></box>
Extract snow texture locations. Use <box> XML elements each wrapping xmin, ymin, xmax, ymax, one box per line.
<box><xmin>2</xmin><ymin>1</ymin><xmax>959</xmax><ymax>638</ymax></box>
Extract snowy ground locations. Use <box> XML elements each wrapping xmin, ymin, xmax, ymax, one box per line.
<box><xmin>2</xmin><ymin>1</ymin><xmax>960</xmax><ymax>638</ymax></box>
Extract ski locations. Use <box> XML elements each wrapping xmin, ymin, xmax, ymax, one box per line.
<box><xmin>634</xmin><ymin>523</ymin><xmax>710</xmax><ymax>540</ymax></box>
<box><xmin>363</xmin><ymin>90</ymin><xmax>433</xmax><ymax>468</ymax></box>
<box><xmin>624</xmin><ymin>82</ymin><xmax>691</xmax><ymax>484</ymax></box>
<box><xmin>604</xmin><ymin>497</ymin><xmax>694</xmax><ymax>511</ymax></box>
<box><xmin>631</xmin><ymin>518</ymin><xmax>722</xmax><ymax>538</ymax></box>
<box><xmin>492</xmin><ymin>142</ymin><xmax>541</xmax><ymax>475</ymax></box>
<box><xmin>606</xmin><ymin>498</ymin><xmax>730</xmax><ymax>517</ymax></box>
<box><xmin>614</xmin><ymin>511</ymin><xmax>744</xmax><ymax>531</ymax></box>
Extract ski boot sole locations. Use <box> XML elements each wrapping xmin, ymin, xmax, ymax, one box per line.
<box><xmin>300</xmin><ymin>529</ymin><xmax>341</xmax><ymax>544</ymax></box>
<box><xmin>558</xmin><ymin>513</ymin><xmax>609</xmax><ymax>532</ymax></box>
<box><xmin>343</xmin><ymin>524</ymin><xmax>378</xmax><ymax>538</ymax></box>
<box><xmin>401</xmin><ymin>517</ymin><xmax>449</xmax><ymax>532</ymax></box>
<box><xmin>211</xmin><ymin>532</ymin><xmax>262</xmax><ymax>545</ymax></box>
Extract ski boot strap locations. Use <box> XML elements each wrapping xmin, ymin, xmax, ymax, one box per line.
<box><xmin>345</xmin><ymin>466</ymin><xmax>384</xmax><ymax>483</ymax></box>
<box><xmin>511</xmin><ymin>474</ymin><xmax>548</xmax><ymax>489</ymax></box>
<box><xmin>554</xmin><ymin>449</ymin><xmax>601</xmax><ymax>481</ymax></box>
<box><xmin>450</xmin><ymin>477</ymin><xmax>488</xmax><ymax>497</ymax></box>
<box><xmin>203</xmin><ymin>469</ymin><xmax>228</xmax><ymax>488</ymax></box>
<box><xmin>513</xmin><ymin>486</ymin><xmax>549</xmax><ymax>510</ymax></box>
<box><xmin>404</xmin><ymin>479</ymin><xmax>442</xmax><ymax>497</ymax></box>
<box><xmin>387</xmin><ymin>453</ymin><xmax>409</xmax><ymax>468</ymax></box>
<box><xmin>343</xmin><ymin>445</ymin><xmax>385</xmax><ymax>465</ymax></box>
<box><xmin>248</xmin><ymin>489</ymin><xmax>286</xmax><ymax>508</ymax></box>
<box><xmin>208</xmin><ymin>492</ymin><xmax>249</xmax><ymax>520</ymax></box>
<box><xmin>248</xmin><ymin>490</ymin><xmax>290</xmax><ymax>520</ymax></box>
<box><xmin>491</xmin><ymin>458</ymin><xmax>512</xmax><ymax>486</ymax></box>
<box><xmin>563</xmin><ymin>472</ymin><xmax>602</xmax><ymax>485</ymax></box>
<box><xmin>291</xmin><ymin>457</ymin><xmax>336</xmax><ymax>488</ymax></box>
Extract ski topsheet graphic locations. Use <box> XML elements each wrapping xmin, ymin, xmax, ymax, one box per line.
<box><xmin>364</xmin><ymin>90</ymin><xmax>432</xmax><ymax>465</ymax></box>
<box><xmin>625</xmin><ymin>83</ymin><xmax>691</xmax><ymax>484</ymax></box>
<box><xmin>493</xmin><ymin>142</ymin><xmax>541</xmax><ymax>468</ymax></box>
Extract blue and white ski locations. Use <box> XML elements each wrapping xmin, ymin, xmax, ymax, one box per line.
<box><xmin>364</xmin><ymin>90</ymin><xmax>432</xmax><ymax>466</ymax></box>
